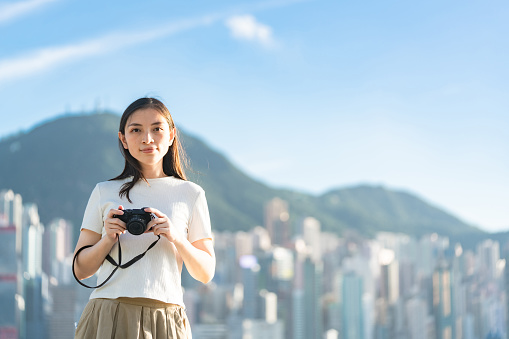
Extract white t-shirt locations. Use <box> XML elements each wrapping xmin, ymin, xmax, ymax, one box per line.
<box><xmin>80</xmin><ymin>176</ymin><xmax>212</xmax><ymax>305</ymax></box>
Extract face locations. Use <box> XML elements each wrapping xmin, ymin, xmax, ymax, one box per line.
<box><xmin>119</xmin><ymin>108</ymin><xmax>175</xmax><ymax>174</ymax></box>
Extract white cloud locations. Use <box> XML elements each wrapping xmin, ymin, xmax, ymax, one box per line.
<box><xmin>0</xmin><ymin>0</ymin><xmax>59</xmax><ymax>24</ymax></box>
<box><xmin>0</xmin><ymin>0</ymin><xmax>304</xmax><ymax>84</ymax></box>
<box><xmin>225</xmin><ymin>15</ymin><xmax>274</xmax><ymax>47</ymax></box>
<box><xmin>0</xmin><ymin>15</ymin><xmax>220</xmax><ymax>84</ymax></box>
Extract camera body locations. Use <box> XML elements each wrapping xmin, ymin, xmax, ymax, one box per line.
<box><xmin>113</xmin><ymin>208</ymin><xmax>154</xmax><ymax>235</ymax></box>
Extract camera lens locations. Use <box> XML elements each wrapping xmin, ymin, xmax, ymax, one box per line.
<box><xmin>127</xmin><ymin>217</ymin><xmax>146</xmax><ymax>235</ymax></box>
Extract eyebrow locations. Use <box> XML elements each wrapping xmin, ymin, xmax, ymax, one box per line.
<box><xmin>127</xmin><ymin>122</ymin><xmax>165</xmax><ymax>127</ymax></box>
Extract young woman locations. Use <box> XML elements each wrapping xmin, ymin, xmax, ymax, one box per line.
<box><xmin>73</xmin><ymin>97</ymin><xmax>215</xmax><ymax>338</ymax></box>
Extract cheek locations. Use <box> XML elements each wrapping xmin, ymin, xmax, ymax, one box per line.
<box><xmin>124</xmin><ymin>136</ymin><xmax>138</xmax><ymax>149</ymax></box>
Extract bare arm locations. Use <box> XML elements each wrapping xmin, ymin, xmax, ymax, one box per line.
<box><xmin>73</xmin><ymin>206</ymin><xmax>126</xmax><ymax>280</ymax></box>
<box><xmin>174</xmin><ymin>238</ymin><xmax>215</xmax><ymax>284</ymax></box>
<box><xmin>145</xmin><ymin>207</ymin><xmax>216</xmax><ymax>284</ymax></box>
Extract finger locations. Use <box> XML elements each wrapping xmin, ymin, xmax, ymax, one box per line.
<box><xmin>107</xmin><ymin>208</ymin><xmax>125</xmax><ymax>218</ymax></box>
<box><xmin>143</xmin><ymin>207</ymin><xmax>164</xmax><ymax>218</ymax></box>
<box><xmin>152</xmin><ymin>226</ymin><xmax>169</xmax><ymax>236</ymax></box>
<box><xmin>106</xmin><ymin>224</ymin><xmax>126</xmax><ymax>232</ymax></box>
<box><xmin>107</xmin><ymin>218</ymin><xmax>126</xmax><ymax>228</ymax></box>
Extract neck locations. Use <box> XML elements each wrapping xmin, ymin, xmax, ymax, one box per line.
<box><xmin>141</xmin><ymin>163</ymin><xmax>166</xmax><ymax>179</ymax></box>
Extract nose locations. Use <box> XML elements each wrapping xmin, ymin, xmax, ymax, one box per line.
<box><xmin>142</xmin><ymin>131</ymin><xmax>154</xmax><ymax>144</ymax></box>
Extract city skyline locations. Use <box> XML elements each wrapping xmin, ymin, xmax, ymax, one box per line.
<box><xmin>1</xmin><ymin>0</ymin><xmax>508</xmax><ymax>233</ymax></box>
<box><xmin>1</xmin><ymin>188</ymin><xmax>507</xmax><ymax>339</ymax></box>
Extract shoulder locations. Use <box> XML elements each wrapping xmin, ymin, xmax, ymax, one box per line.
<box><xmin>152</xmin><ymin>176</ymin><xmax>204</xmax><ymax>193</ymax></box>
<box><xmin>96</xmin><ymin>179</ymin><xmax>128</xmax><ymax>192</ymax></box>
<box><xmin>176</xmin><ymin>178</ymin><xmax>205</xmax><ymax>195</ymax></box>
<box><xmin>151</xmin><ymin>177</ymin><xmax>206</xmax><ymax>205</ymax></box>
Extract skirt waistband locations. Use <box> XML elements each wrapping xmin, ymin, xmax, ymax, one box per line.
<box><xmin>108</xmin><ymin>297</ymin><xmax>183</xmax><ymax>308</ymax></box>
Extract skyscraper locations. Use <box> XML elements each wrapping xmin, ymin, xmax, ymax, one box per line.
<box><xmin>293</xmin><ymin>253</ymin><xmax>323</xmax><ymax>339</ymax></box>
<box><xmin>433</xmin><ymin>261</ymin><xmax>455</xmax><ymax>339</ymax></box>
<box><xmin>0</xmin><ymin>223</ymin><xmax>17</xmax><ymax>339</ymax></box>
<box><xmin>301</xmin><ymin>217</ymin><xmax>321</xmax><ymax>262</ymax></box>
<box><xmin>264</xmin><ymin>198</ymin><xmax>290</xmax><ymax>247</ymax></box>
<box><xmin>341</xmin><ymin>272</ymin><xmax>364</xmax><ymax>339</ymax></box>
<box><xmin>22</xmin><ymin>203</ymin><xmax>46</xmax><ymax>339</ymax></box>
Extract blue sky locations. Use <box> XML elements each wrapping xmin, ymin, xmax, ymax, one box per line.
<box><xmin>0</xmin><ymin>0</ymin><xmax>508</xmax><ymax>232</ymax></box>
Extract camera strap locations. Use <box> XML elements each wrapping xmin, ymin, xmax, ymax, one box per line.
<box><xmin>72</xmin><ymin>235</ymin><xmax>161</xmax><ymax>289</ymax></box>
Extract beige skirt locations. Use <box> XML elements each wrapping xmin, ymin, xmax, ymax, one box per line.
<box><xmin>75</xmin><ymin>298</ymin><xmax>192</xmax><ymax>339</ymax></box>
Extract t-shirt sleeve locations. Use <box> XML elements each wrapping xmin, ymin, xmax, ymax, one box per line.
<box><xmin>188</xmin><ymin>189</ymin><xmax>212</xmax><ymax>243</ymax></box>
<box><xmin>80</xmin><ymin>184</ymin><xmax>103</xmax><ymax>235</ymax></box>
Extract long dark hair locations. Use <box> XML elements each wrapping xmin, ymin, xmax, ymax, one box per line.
<box><xmin>110</xmin><ymin>97</ymin><xmax>188</xmax><ymax>203</ymax></box>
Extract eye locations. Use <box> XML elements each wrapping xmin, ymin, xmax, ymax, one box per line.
<box><xmin>130</xmin><ymin>128</ymin><xmax>141</xmax><ymax>133</ymax></box>
<box><xmin>154</xmin><ymin>127</ymin><xmax>163</xmax><ymax>132</ymax></box>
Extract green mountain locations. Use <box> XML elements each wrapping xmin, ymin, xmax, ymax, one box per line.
<box><xmin>0</xmin><ymin>112</ymin><xmax>490</xmax><ymax>245</ymax></box>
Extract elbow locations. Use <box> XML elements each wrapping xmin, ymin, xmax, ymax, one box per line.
<box><xmin>201</xmin><ymin>271</ymin><xmax>215</xmax><ymax>284</ymax></box>
<box><xmin>195</xmin><ymin>267</ymin><xmax>215</xmax><ymax>284</ymax></box>
<box><xmin>73</xmin><ymin>270</ymin><xmax>90</xmax><ymax>281</ymax></box>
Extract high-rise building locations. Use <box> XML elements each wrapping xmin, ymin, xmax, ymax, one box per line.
<box><xmin>0</xmin><ymin>224</ymin><xmax>17</xmax><ymax>339</ymax></box>
<box><xmin>0</xmin><ymin>190</ymin><xmax>23</xmax><ymax>229</ymax></box>
<box><xmin>235</xmin><ymin>231</ymin><xmax>254</xmax><ymax>260</ymax></box>
<box><xmin>264</xmin><ymin>198</ymin><xmax>290</xmax><ymax>247</ymax></box>
<box><xmin>379</xmin><ymin>249</ymin><xmax>399</xmax><ymax>305</ymax></box>
<box><xmin>42</xmin><ymin>218</ymin><xmax>73</xmax><ymax>282</ymax></box>
<box><xmin>22</xmin><ymin>203</ymin><xmax>46</xmax><ymax>339</ymax></box>
<box><xmin>258</xmin><ymin>290</ymin><xmax>278</xmax><ymax>324</ymax></box>
<box><xmin>341</xmin><ymin>272</ymin><xmax>364</xmax><ymax>339</ymax></box>
<box><xmin>406</xmin><ymin>297</ymin><xmax>428</xmax><ymax>339</ymax></box>
<box><xmin>301</xmin><ymin>217</ymin><xmax>321</xmax><ymax>262</ymax></box>
<box><xmin>211</xmin><ymin>232</ymin><xmax>236</xmax><ymax>286</ymax></box>
<box><xmin>240</xmin><ymin>255</ymin><xmax>260</xmax><ymax>319</ymax></box>
<box><xmin>433</xmin><ymin>261</ymin><xmax>455</xmax><ymax>339</ymax></box>
<box><xmin>43</xmin><ymin>218</ymin><xmax>75</xmax><ymax>339</ymax></box>
<box><xmin>252</xmin><ymin>226</ymin><xmax>271</xmax><ymax>253</ymax></box>
<box><xmin>477</xmin><ymin>239</ymin><xmax>501</xmax><ymax>281</ymax></box>
<box><xmin>293</xmin><ymin>253</ymin><xmax>323</xmax><ymax>339</ymax></box>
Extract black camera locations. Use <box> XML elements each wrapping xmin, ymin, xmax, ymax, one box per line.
<box><xmin>113</xmin><ymin>208</ymin><xmax>154</xmax><ymax>235</ymax></box>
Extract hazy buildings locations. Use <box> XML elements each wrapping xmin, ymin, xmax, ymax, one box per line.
<box><xmin>0</xmin><ymin>190</ymin><xmax>75</xmax><ymax>339</ymax></box>
<box><xmin>2</xmin><ymin>190</ymin><xmax>509</xmax><ymax>339</ymax></box>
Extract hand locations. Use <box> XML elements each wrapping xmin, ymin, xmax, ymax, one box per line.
<box><xmin>144</xmin><ymin>207</ymin><xmax>183</xmax><ymax>243</ymax></box>
<box><xmin>104</xmin><ymin>205</ymin><xmax>126</xmax><ymax>242</ymax></box>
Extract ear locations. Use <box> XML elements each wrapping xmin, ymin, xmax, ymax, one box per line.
<box><xmin>169</xmin><ymin>128</ymin><xmax>176</xmax><ymax>146</ymax></box>
<box><xmin>118</xmin><ymin>132</ymin><xmax>128</xmax><ymax>149</ymax></box>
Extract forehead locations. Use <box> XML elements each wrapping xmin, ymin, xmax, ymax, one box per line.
<box><xmin>127</xmin><ymin>108</ymin><xmax>169</xmax><ymax>125</ymax></box>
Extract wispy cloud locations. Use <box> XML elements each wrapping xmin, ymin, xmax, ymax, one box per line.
<box><xmin>0</xmin><ymin>0</ymin><xmax>308</xmax><ymax>84</ymax></box>
<box><xmin>0</xmin><ymin>0</ymin><xmax>59</xmax><ymax>24</ymax></box>
<box><xmin>225</xmin><ymin>15</ymin><xmax>274</xmax><ymax>47</ymax></box>
<box><xmin>0</xmin><ymin>15</ymin><xmax>219</xmax><ymax>84</ymax></box>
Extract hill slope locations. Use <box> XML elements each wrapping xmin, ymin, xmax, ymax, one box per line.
<box><xmin>0</xmin><ymin>112</ymin><xmax>483</xmax><ymax>242</ymax></box>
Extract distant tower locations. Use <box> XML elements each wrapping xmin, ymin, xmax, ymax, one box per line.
<box><xmin>22</xmin><ymin>203</ymin><xmax>47</xmax><ymax>339</ymax></box>
<box><xmin>301</xmin><ymin>217</ymin><xmax>322</xmax><ymax>262</ymax></box>
<box><xmin>433</xmin><ymin>261</ymin><xmax>455</xmax><ymax>339</ymax></box>
<box><xmin>477</xmin><ymin>239</ymin><xmax>500</xmax><ymax>281</ymax></box>
<box><xmin>240</xmin><ymin>255</ymin><xmax>260</xmax><ymax>319</ymax></box>
<box><xmin>0</xmin><ymin>220</ymin><xmax>17</xmax><ymax>338</ymax></box>
<box><xmin>0</xmin><ymin>190</ymin><xmax>23</xmax><ymax>339</ymax></box>
<box><xmin>406</xmin><ymin>297</ymin><xmax>428</xmax><ymax>339</ymax></box>
<box><xmin>293</xmin><ymin>247</ymin><xmax>323</xmax><ymax>339</ymax></box>
<box><xmin>42</xmin><ymin>218</ymin><xmax>73</xmax><ymax>282</ymax></box>
<box><xmin>0</xmin><ymin>189</ymin><xmax>23</xmax><ymax>228</ymax></box>
<box><xmin>379</xmin><ymin>249</ymin><xmax>399</xmax><ymax>305</ymax></box>
<box><xmin>341</xmin><ymin>272</ymin><xmax>364</xmax><ymax>339</ymax></box>
<box><xmin>264</xmin><ymin>198</ymin><xmax>290</xmax><ymax>247</ymax></box>
<box><xmin>44</xmin><ymin>219</ymin><xmax>76</xmax><ymax>339</ymax></box>
<box><xmin>252</xmin><ymin>226</ymin><xmax>271</xmax><ymax>253</ymax></box>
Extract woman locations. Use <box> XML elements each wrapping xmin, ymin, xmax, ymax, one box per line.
<box><xmin>73</xmin><ymin>97</ymin><xmax>215</xmax><ymax>338</ymax></box>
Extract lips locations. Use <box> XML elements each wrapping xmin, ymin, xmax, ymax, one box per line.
<box><xmin>141</xmin><ymin>147</ymin><xmax>156</xmax><ymax>153</ymax></box>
